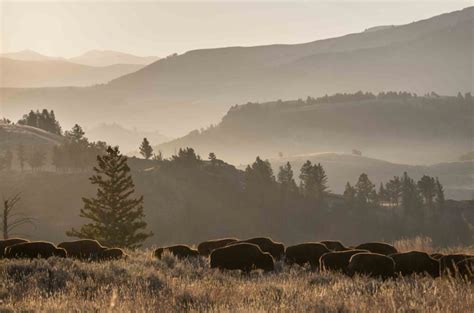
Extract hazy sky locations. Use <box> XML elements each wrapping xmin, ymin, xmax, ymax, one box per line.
<box><xmin>1</xmin><ymin>1</ymin><xmax>470</xmax><ymax>58</ymax></box>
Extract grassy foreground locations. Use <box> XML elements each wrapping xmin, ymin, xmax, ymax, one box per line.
<box><xmin>1</xmin><ymin>245</ymin><xmax>473</xmax><ymax>313</ymax></box>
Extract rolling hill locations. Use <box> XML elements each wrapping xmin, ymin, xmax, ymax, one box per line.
<box><xmin>157</xmin><ymin>94</ymin><xmax>473</xmax><ymax>165</ymax></box>
<box><xmin>0</xmin><ymin>58</ymin><xmax>144</xmax><ymax>88</ymax></box>
<box><xmin>0</xmin><ymin>7</ymin><xmax>472</xmax><ymax>135</ymax></box>
<box><xmin>265</xmin><ymin>153</ymin><xmax>474</xmax><ymax>201</ymax></box>
<box><xmin>69</xmin><ymin>50</ymin><xmax>159</xmax><ymax>67</ymax></box>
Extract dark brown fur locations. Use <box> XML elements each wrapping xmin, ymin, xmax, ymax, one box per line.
<box><xmin>455</xmin><ymin>258</ymin><xmax>474</xmax><ymax>279</ymax></box>
<box><xmin>0</xmin><ymin>238</ymin><xmax>29</xmax><ymax>258</ymax></box>
<box><xmin>390</xmin><ymin>251</ymin><xmax>439</xmax><ymax>277</ymax></box>
<box><xmin>197</xmin><ymin>238</ymin><xmax>239</xmax><ymax>256</ymax></box>
<box><xmin>154</xmin><ymin>245</ymin><xmax>199</xmax><ymax>259</ymax></box>
<box><xmin>232</xmin><ymin>237</ymin><xmax>284</xmax><ymax>259</ymax></box>
<box><xmin>440</xmin><ymin>254</ymin><xmax>474</xmax><ymax>276</ymax></box>
<box><xmin>99</xmin><ymin>248</ymin><xmax>126</xmax><ymax>260</ymax></box>
<box><xmin>58</xmin><ymin>239</ymin><xmax>107</xmax><ymax>260</ymax></box>
<box><xmin>320</xmin><ymin>240</ymin><xmax>348</xmax><ymax>251</ymax></box>
<box><xmin>430</xmin><ymin>253</ymin><xmax>444</xmax><ymax>260</ymax></box>
<box><xmin>5</xmin><ymin>241</ymin><xmax>67</xmax><ymax>259</ymax></box>
<box><xmin>285</xmin><ymin>243</ymin><xmax>329</xmax><ymax>269</ymax></box>
<box><xmin>347</xmin><ymin>253</ymin><xmax>395</xmax><ymax>279</ymax></box>
<box><xmin>355</xmin><ymin>242</ymin><xmax>398</xmax><ymax>255</ymax></box>
<box><xmin>320</xmin><ymin>249</ymin><xmax>368</xmax><ymax>273</ymax></box>
<box><xmin>210</xmin><ymin>243</ymin><xmax>274</xmax><ymax>272</ymax></box>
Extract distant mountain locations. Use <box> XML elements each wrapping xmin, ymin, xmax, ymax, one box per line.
<box><xmin>0</xmin><ymin>58</ymin><xmax>143</xmax><ymax>87</ymax></box>
<box><xmin>85</xmin><ymin>123</ymin><xmax>169</xmax><ymax>154</ymax></box>
<box><xmin>1</xmin><ymin>7</ymin><xmax>472</xmax><ymax>135</ymax></box>
<box><xmin>69</xmin><ymin>50</ymin><xmax>159</xmax><ymax>67</ymax></box>
<box><xmin>364</xmin><ymin>25</ymin><xmax>395</xmax><ymax>33</ymax></box>
<box><xmin>0</xmin><ymin>49</ymin><xmax>64</xmax><ymax>62</ymax></box>
<box><xmin>264</xmin><ymin>153</ymin><xmax>473</xmax><ymax>201</ymax></box>
<box><xmin>157</xmin><ymin>94</ymin><xmax>473</xmax><ymax>165</ymax></box>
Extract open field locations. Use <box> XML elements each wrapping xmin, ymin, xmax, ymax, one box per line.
<box><xmin>1</xmin><ymin>242</ymin><xmax>473</xmax><ymax>312</ymax></box>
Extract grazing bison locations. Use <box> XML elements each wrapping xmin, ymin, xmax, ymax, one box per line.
<box><xmin>5</xmin><ymin>241</ymin><xmax>67</xmax><ymax>259</ymax></box>
<box><xmin>285</xmin><ymin>243</ymin><xmax>329</xmax><ymax>269</ymax></box>
<box><xmin>390</xmin><ymin>251</ymin><xmax>439</xmax><ymax>277</ymax></box>
<box><xmin>320</xmin><ymin>249</ymin><xmax>368</xmax><ymax>273</ymax></box>
<box><xmin>355</xmin><ymin>242</ymin><xmax>398</xmax><ymax>255</ymax></box>
<box><xmin>58</xmin><ymin>239</ymin><xmax>107</xmax><ymax>260</ymax></box>
<box><xmin>456</xmin><ymin>258</ymin><xmax>474</xmax><ymax>279</ymax></box>
<box><xmin>320</xmin><ymin>240</ymin><xmax>348</xmax><ymax>251</ymax></box>
<box><xmin>197</xmin><ymin>238</ymin><xmax>239</xmax><ymax>256</ymax></box>
<box><xmin>233</xmin><ymin>237</ymin><xmax>284</xmax><ymax>259</ymax></box>
<box><xmin>430</xmin><ymin>253</ymin><xmax>444</xmax><ymax>260</ymax></box>
<box><xmin>347</xmin><ymin>253</ymin><xmax>395</xmax><ymax>279</ymax></box>
<box><xmin>210</xmin><ymin>243</ymin><xmax>274</xmax><ymax>272</ymax></box>
<box><xmin>154</xmin><ymin>245</ymin><xmax>199</xmax><ymax>259</ymax></box>
<box><xmin>99</xmin><ymin>248</ymin><xmax>126</xmax><ymax>260</ymax></box>
<box><xmin>0</xmin><ymin>238</ymin><xmax>29</xmax><ymax>258</ymax></box>
<box><xmin>440</xmin><ymin>254</ymin><xmax>474</xmax><ymax>276</ymax></box>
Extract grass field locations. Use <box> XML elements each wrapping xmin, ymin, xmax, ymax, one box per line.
<box><xmin>1</xmin><ymin>240</ymin><xmax>473</xmax><ymax>312</ymax></box>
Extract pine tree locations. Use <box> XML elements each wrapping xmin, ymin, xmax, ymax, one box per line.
<box><xmin>27</xmin><ymin>149</ymin><xmax>45</xmax><ymax>172</ymax></box>
<box><xmin>401</xmin><ymin>172</ymin><xmax>423</xmax><ymax>218</ymax></box>
<box><xmin>277</xmin><ymin>162</ymin><xmax>298</xmax><ymax>199</ymax></box>
<box><xmin>355</xmin><ymin>173</ymin><xmax>377</xmax><ymax>210</ymax></box>
<box><xmin>67</xmin><ymin>146</ymin><xmax>153</xmax><ymax>248</ymax></box>
<box><xmin>343</xmin><ymin>182</ymin><xmax>356</xmax><ymax>208</ymax></box>
<box><xmin>139</xmin><ymin>138</ymin><xmax>153</xmax><ymax>160</ymax></box>
<box><xmin>417</xmin><ymin>175</ymin><xmax>436</xmax><ymax>210</ymax></box>
<box><xmin>434</xmin><ymin>177</ymin><xmax>445</xmax><ymax>210</ymax></box>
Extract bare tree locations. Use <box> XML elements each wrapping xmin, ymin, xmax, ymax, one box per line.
<box><xmin>1</xmin><ymin>193</ymin><xmax>36</xmax><ymax>239</ymax></box>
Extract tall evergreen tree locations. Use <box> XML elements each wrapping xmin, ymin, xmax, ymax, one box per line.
<box><xmin>417</xmin><ymin>175</ymin><xmax>436</xmax><ymax>210</ymax></box>
<box><xmin>67</xmin><ymin>146</ymin><xmax>153</xmax><ymax>248</ymax></box>
<box><xmin>244</xmin><ymin>157</ymin><xmax>276</xmax><ymax>207</ymax></box>
<box><xmin>385</xmin><ymin>176</ymin><xmax>402</xmax><ymax>207</ymax></box>
<box><xmin>401</xmin><ymin>172</ymin><xmax>423</xmax><ymax>218</ymax></box>
<box><xmin>27</xmin><ymin>149</ymin><xmax>45</xmax><ymax>172</ymax></box>
<box><xmin>139</xmin><ymin>138</ymin><xmax>154</xmax><ymax>160</ymax></box>
<box><xmin>343</xmin><ymin>182</ymin><xmax>356</xmax><ymax>208</ymax></box>
<box><xmin>434</xmin><ymin>177</ymin><xmax>445</xmax><ymax>210</ymax></box>
<box><xmin>277</xmin><ymin>162</ymin><xmax>298</xmax><ymax>199</ymax></box>
<box><xmin>354</xmin><ymin>173</ymin><xmax>377</xmax><ymax>210</ymax></box>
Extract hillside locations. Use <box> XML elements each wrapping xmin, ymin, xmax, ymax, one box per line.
<box><xmin>265</xmin><ymin>153</ymin><xmax>474</xmax><ymax>200</ymax></box>
<box><xmin>0</xmin><ymin>7</ymin><xmax>472</xmax><ymax>135</ymax></box>
<box><xmin>85</xmin><ymin>123</ymin><xmax>169</xmax><ymax>154</ymax></box>
<box><xmin>158</xmin><ymin>94</ymin><xmax>473</xmax><ymax>165</ymax></box>
<box><xmin>69</xmin><ymin>50</ymin><xmax>159</xmax><ymax>67</ymax></box>
<box><xmin>0</xmin><ymin>58</ymin><xmax>144</xmax><ymax>88</ymax></box>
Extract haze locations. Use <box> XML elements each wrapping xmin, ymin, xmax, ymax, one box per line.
<box><xmin>1</xmin><ymin>1</ymin><xmax>468</xmax><ymax>58</ymax></box>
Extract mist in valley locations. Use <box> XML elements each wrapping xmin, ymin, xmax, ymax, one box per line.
<box><xmin>0</xmin><ymin>2</ymin><xmax>473</xmax><ymax>311</ymax></box>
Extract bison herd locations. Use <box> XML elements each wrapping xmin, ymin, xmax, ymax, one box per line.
<box><xmin>1</xmin><ymin>236</ymin><xmax>473</xmax><ymax>280</ymax></box>
<box><xmin>0</xmin><ymin>239</ymin><xmax>126</xmax><ymax>261</ymax></box>
<box><xmin>155</xmin><ymin>237</ymin><xmax>473</xmax><ymax>279</ymax></box>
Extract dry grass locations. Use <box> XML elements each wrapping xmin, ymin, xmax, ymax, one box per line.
<box><xmin>1</xmin><ymin>244</ymin><xmax>473</xmax><ymax>312</ymax></box>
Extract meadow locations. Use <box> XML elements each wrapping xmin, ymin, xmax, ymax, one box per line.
<box><xmin>0</xmin><ymin>238</ymin><xmax>473</xmax><ymax>312</ymax></box>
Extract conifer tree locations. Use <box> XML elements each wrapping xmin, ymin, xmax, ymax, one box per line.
<box><xmin>277</xmin><ymin>162</ymin><xmax>298</xmax><ymax>199</ymax></box>
<box><xmin>67</xmin><ymin>146</ymin><xmax>153</xmax><ymax>248</ymax></box>
<box><xmin>139</xmin><ymin>138</ymin><xmax>153</xmax><ymax>160</ymax></box>
<box><xmin>434</xmin><ymin>177</ymin><xmax>445</xmax><ymax>209</ymax></box>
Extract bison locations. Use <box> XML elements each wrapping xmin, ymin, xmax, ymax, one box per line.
<box><xmin>210</xmin><ymin>243</ymin><xmax>274</xmax><ymax>272</ymax></box>
<box><xmin>347</xmin><ymin>252</ymin><xmax>395</xmax><ymax>279</ymax></box>
<box><xmin>285</xmin><ymin>243</ymin><xmax>329</xmax><ymax>269</ymax></box>
<box><xmin>355</xmin><ymin>242</ymin><xmax>398</xmax><ymax>255</ymax></box>
<box><xmin>320</xmin><ymin>240</ymin><xmax>348</xmax><ymax>251</ymax></box>
<box><xmin>320</xmin><ymin>249</ymin><xmax>368</xmax><ymax>273</ymax></box>
<box><xmin>197</xmin><ymin>238</ymin><xmax>239</xmax><ymax>256</ymax></box>
<box><xmin>440</xmin><ymin>254</ymin><xmax>474</xmax><ymax>276</ymax></box>
<box><xmin>232</xmin><ymin>237</ymin><xmax>284</xmax><ymax>259</ymax></box>
<box><xmin>390</xmin><ymin>251</ymin><xmax>439</xmax><ymax>277</ymax></box>
<box><xmin>58</xmin><ymin>239</ymin><xmax>107</xmax><ymax>260</ymax></box>
<box><xmin>456</xmin><ymin>258</ymin><xmax>474</xmax><ymax>279</ymax></box>
<box><xmin>430</xmin><ymin>253</ymin><xmax>444</xmax><ymax>260</ymax></box>
<box><xmin>5</xmin><ymin>241</ymin><xmax>66</xmax><ymax>259</ymax></box>
<box><xmin>99</xmin><ymin>248</ymin><xmax>126</xmax><ymax>261</ymax></box>
<box><xmin>154</xmin><ymin>245</ymin><xmax>199</xmax><ymax>259</ymax></box>
<box><xmin>0</xmin><ymin>238</ymin><xmax>29</xmax><ymax>258</ymax></box>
